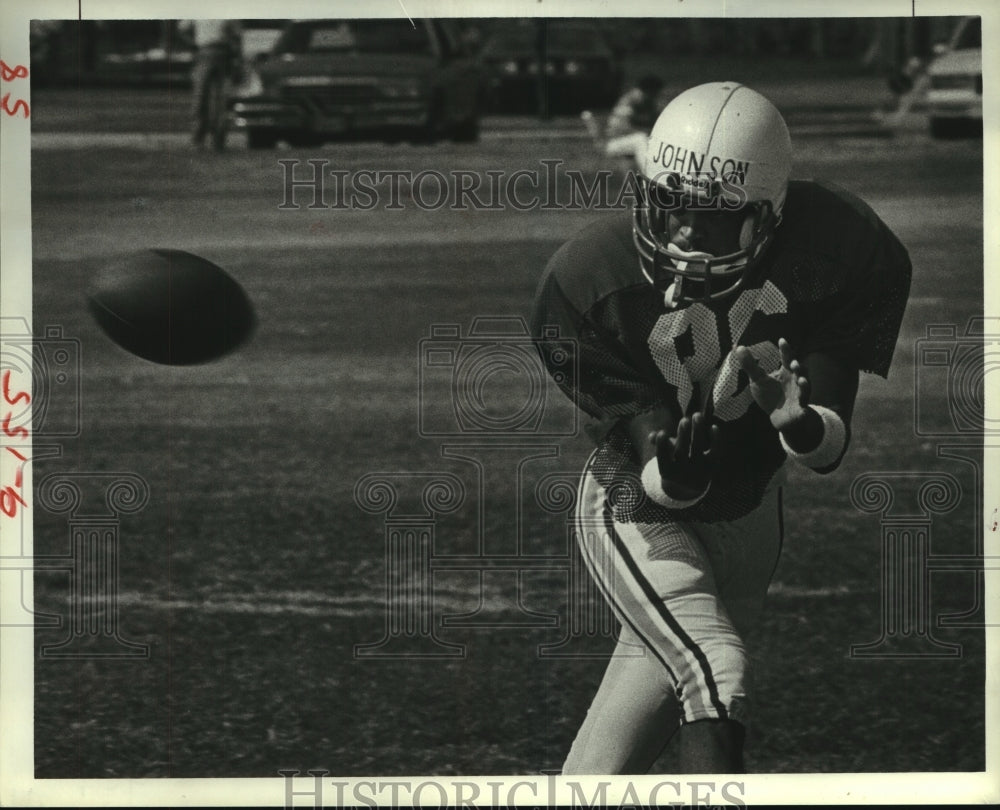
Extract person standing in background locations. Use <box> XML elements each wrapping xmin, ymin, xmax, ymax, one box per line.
<box><xmin>183</xmin><ymin>19</ymin><xmax>243</xmax><ymax>149</ymax></box>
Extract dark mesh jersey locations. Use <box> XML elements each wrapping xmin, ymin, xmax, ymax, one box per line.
<box><xmin>532</xmin><ymin>179</ymin><xmax>912</xmax><ymax>523</ymax></box>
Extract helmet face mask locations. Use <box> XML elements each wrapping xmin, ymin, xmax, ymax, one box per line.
<box><xmin>633</xmin><ymin>184</ymin><xmax>779</xmax><ymax>302</ymax></box>
<box><xmin>632</xmin><ymin>82</ymin><xmax>792</xmax><ymax>306</ymax></box>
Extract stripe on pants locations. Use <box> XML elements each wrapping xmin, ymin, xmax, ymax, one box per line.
<box><xmin>574</xmin><ymin>461</ymin><xmax>728</xmax><ymax>722</ymax></box>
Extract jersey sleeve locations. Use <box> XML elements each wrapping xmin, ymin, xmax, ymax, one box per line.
<box><xmin>531</xmin><ymin>230</ymin><xmax>662</xmax><ymax>423</ymax></box>
<box><xmin>792</xmin><ymin>187</ymin><xmax>913</xmax><ymax>378</ymax></box>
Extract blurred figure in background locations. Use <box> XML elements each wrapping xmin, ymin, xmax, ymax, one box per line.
<box><xmin>582</xmin><ymin>73</ymin><xmax>665</xmax><ymax>175</ymax></box>
<box><xmin>606</xmin><ymin>73</ymin><xmax>666</xmax><ymax>140</ymax></box>
<box><xmin>182</xmin><ymin>19</ymin><xmax>243</xmax><ymax>149</ymax></box>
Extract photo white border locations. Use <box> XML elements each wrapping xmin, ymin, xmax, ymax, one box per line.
<box><xmin>2</xmin><ymin>0</ymin><xmax>996</xmax><ymax>805</ymax></box>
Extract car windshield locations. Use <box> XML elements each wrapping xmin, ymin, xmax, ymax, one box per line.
<box><xmin>242</xmin><ymin>20</ymin><xmax>286</xmax><ymax>31</ymax></box>
<box><xmin>482</xmin><ymin>23</ymin><xmax>605</xmax><ymax>54</ymax></box>
<box><xmin>547</xmin><ymin>27</ymin><xmax>605</xmax><ymax>51</ymax></box>
<box><xmin>955</xmin><ymin>17</ymin><xmax>981</xmax><ymax>50</ymax></box>
<box><xmin>276</xmin><ymin>20</ymin><xmax>432</xmax><ymax>55</ymax></box>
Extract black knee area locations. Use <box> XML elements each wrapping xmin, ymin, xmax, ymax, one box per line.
<box><xmin>676</xmin><ymin>717</ymin><xmax>746</xmax><ymax>774</ymax></box>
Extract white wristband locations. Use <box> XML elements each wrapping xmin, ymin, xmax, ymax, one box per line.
<box><xmin>641</xmin><ymin>458</ymin><xmax>709</xmax><ymax>509</ymax></box>
<box><xmin>779</xmin><ymin>405</ymin><xmax>847</xmax><ymax>470</ymax></box>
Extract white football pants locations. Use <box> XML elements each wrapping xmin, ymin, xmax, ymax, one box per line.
<box><xmin>562</xmin><ymin>454</ymin><xmax>784</xmax><ymax>775</ymax></box>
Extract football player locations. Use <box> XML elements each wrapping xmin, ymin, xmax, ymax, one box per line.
<box><xmin>582</xmin><ymin>74</ymin><xmax>666</xmax><ymax>174</ymax></box>
<box><xmin>606</xmin><ymin>73</ymin><xmax>666</xmax><ymax>141</ymax></box>
<box><xmin>532</xmin><ymin>82</ymin><xmax>911</xmax><ymax>774</ymax></box>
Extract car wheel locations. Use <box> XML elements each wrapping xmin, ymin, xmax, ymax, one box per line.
<box><xmin>933</xmin><ymin>117</ymin><xmax>983</xmax><ymax>139</ymax></box>
<box><xmin>287</xmin><ymin>133</ymin><xmax>324</xmax><ymax>148</ymax></box>
<box><xmin>929</xmin><ymin>117</ymin><xmax>955</xmax><ymax>138</ymax></box>
<box><xmin>928</xmin><ymin>116</ymin><xmax>981</xmax><ymax>139</ymax></box>
<box><xmin>246</xmin><ymin>129</ymin><xmax>278</xmax><ymax>150</ymax></box>
<box><xmin>451</xmin><ymin>112</ymin><xmax>480</xmax><ymax>143</ymax></box>
<box><xmin>414</xmin><ymin>94</ymin><xmax>445</xmax><ymax>144</ymax></box>
<box><xmin>210</xmin><ymin>127</ymin><xmax>228</xmax><ymax>152</ymax></box>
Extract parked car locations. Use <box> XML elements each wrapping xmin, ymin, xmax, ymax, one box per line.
<box><xmin>228</xmin><ymin>18</ymin><xmax>480</xmax><ymax>148</ymax></box>
<box><xmin>96</xmin><ymin>21</ymin><xmax>196</xmax><ymax>85</ymax></box>
<box><xmin>925</xmin><ymin>16</ymin><xmax>982</xmax><ymax>138</ymax></box>
<box><xmin>240</xmin><ymin>19</ymin><xmax>288</xmax><ymax>63</ymax></box>
<box><xmin>477</xmin><ymin>19</ymin><xmax>622</xmax><ymax>113</ymax></box>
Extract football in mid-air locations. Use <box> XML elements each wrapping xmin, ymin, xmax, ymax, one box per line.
<box><xmin>87</xmin><ymin>249</ymin><xmax>256</xmax><ymax>365</ymax></box>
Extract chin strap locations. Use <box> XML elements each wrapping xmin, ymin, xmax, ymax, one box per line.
<box><xmin>664</xmin><ymin>277</ymin><xmax>683</xmax><ymax>308</ymax></box>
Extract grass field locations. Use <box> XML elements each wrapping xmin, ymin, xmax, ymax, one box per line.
<box><xmin>22</xmin><ymin>91</ymin><xmax>988</xmax><ymax>782</ymax></box>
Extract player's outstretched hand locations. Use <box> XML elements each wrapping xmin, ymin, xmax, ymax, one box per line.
<box><xmin>649</xmin><ymin>412</ymin><xmax>721</xmax><ymax>499</ymax></box>
<box><xmin>735</xmin><ymin>338</ymin><xmax>810</xmax><ymax>431</ymax></box>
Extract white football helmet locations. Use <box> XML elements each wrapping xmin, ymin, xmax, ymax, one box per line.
<box><xmin>632</xmin><ymin>82</ymin><xmax>792</xmax><ymax>304</ymax></box>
